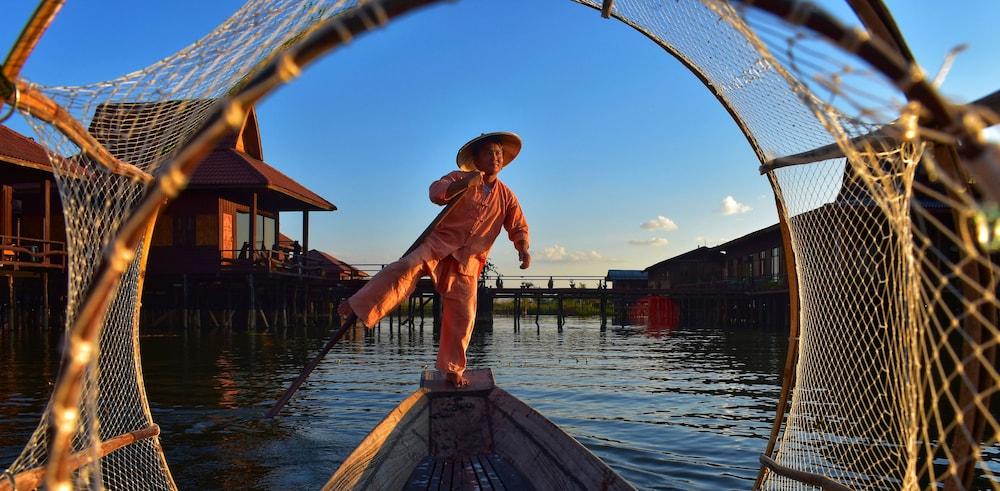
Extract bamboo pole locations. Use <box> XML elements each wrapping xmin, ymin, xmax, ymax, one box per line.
<box><xmin>265</xmin><ymin>313</ymin><xmax>357</xmax><ymax>418</ymax></box>
<box><xmin>758</xmin><ymin>455</ymin><xmax>852</xmax><ymax>491</ymax></box>
<box><xmin>1</xmin><ymin>425</ymin><xmax>160</xmax><ymax>491</ymax></box>
<box><xmin>933</xmin><ymin>143</ymin><xmax>997</xmax><ymax>491</ymax></box>
<box><xmin>727</xmin><ymin>0</ymin><xmax>995</xmax><ymax>192</ymax></box>
<box><xmin>600</xmin><ymin>0</ymin><xmax>615</xmax><ymax>19</ymax></box>
<box><xmin>2</xmin><ymin>0</ymin><xmax>65</xmax><ymax>80</ymax></box>
<box><xmin>844</xmin><ymin>0</ymin><xmax>914</xmax><ymax>63</ymax></box>
<box><xmin>10</xmin><ymin>83</ymin><xmax>152</xmax><ymax>183</ymax></box>
<box><xmin>126</xmin><ymin>205</ymin><xmax>177</xmax><ymax>489</ymax></box>
<box><xmin>753</xmin><ymin>170</ymin><xmax>802</xmax><ymax>490</ymax></box>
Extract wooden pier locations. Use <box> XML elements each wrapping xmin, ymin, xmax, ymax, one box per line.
<box><xmin>135</xmin><ymin>269</ymin><xmax>789</xmax><ymax>333</ymax></box>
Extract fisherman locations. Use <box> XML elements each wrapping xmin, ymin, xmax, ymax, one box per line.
<box><xmin>338</xmin><ymin>132</ymin><xmax>531</xmax><ymax>387</ymax></box>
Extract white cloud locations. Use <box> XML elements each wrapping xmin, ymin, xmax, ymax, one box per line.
<box><xmin>628</xmin><ymin>237</ymin><xmax>669</xmax><ymax>247</ymax></box>
<box><xmin>540</xmin><ymin>244</ymin><xmax>605</xmax><ymax>262</ymax></box>
<box><xmin>720</xmin><ymin>195</ymin><xmax>752</xmax><ymax>215</ymax></box>
<box><xmin>640</xmin><ymin>215</ymin><xmax>678</xmax><ymax>231</ymax></box>
<box><xmin>542</xmin><ymin>244</ymin><xmax>567</xmax><ymax>261</ymax></box>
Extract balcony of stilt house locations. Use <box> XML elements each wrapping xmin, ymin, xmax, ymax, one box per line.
<box><xmin>139</xmin><ymin>106</ymin><xmax>364</xmax><ymax>330</ymax></box>
<box><xmin>0</xmin><ymin>125</ymin><xmax>68</xmax><ymax>330</ymax></box>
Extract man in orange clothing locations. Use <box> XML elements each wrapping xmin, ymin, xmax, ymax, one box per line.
<box><xmin>338</xmin><ymin>132</ymin><xmax>531</xmax><ymax>387</ymax></box>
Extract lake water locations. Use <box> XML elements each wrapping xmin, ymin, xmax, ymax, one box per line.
<box><xmin>1</xmin><ymin>317</ymin><xmax>787</xmax><ymax>490</ymax></box>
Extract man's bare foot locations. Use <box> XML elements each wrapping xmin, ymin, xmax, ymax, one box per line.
<box><xmin>445</xmin><ymin>372</ymin><xmax>469</xmax><ymax>388</ymax></box>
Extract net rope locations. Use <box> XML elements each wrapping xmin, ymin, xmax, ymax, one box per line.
<box><xmin>2</xmin><ymin>0</ymin><xmax>998</xmax><ymax>489</ymax></box>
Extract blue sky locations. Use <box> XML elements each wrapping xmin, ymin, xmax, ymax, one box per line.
<box><xmin>3</xmin><ymin>0</ymin><xmax>998</xmax><ymax>276</ymax></box>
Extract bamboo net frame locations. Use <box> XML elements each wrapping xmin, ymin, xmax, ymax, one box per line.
<box><xmin>0</xmin><ymin>0</ymin><xmax>997</xmax><ymax>489</ymax></box>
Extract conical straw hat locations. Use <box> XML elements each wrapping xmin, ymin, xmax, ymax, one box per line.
<box><xmin>455</xmin><ymin>131</ymin><xmax>522</xmax><ymax>171</ymax></box>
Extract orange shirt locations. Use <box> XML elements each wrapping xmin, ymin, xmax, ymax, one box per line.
<box><xmin>425</xmin><ymin>171</ymin><xmax>529</xmax><ymax>275</ymax></box>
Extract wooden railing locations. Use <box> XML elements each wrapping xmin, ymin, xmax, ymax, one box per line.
<box><xmin>0</xmin><ymin>234</ymin><xmax>66</xmax><ymax>269</ymax></box>
<box><xmin>218</xmin><ymin>248</ymin><xmax>367</xmax><ymax>279</ymax></box>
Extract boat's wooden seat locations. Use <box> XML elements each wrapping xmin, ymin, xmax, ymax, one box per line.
<box><xmin>420</xmin><ymin>368</ymin><xmax>495</xmax><ymax>393</ymax></box>
<box><xmin>403</xmin><ymin>453</ymin><xmax>534</xmax><ymax>491</ymax></box>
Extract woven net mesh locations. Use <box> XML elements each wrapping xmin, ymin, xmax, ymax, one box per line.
<box><xmin>2</xmin><ymin>0</ymin><xmax>998</xmax><ymax>489</ymax></box>
<box><xmin>4</xmin><ymin>1</ymin><xmax>359</xmax><ymax>489</ymax></box>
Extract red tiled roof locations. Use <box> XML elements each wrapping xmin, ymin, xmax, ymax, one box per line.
<box><xmin>189</xmin><ymin>147</ymin><xmax>335</xmax><ymax>211</ymax></box>
<box><xmin>0</xmin><ymin>125</ymin><xmax>52</xmax><ymax>171</ymax></box>
<box><xmin>305</xmin><ymin>249</ymin><xmax>368</xmax><ymax>277</ymax></box>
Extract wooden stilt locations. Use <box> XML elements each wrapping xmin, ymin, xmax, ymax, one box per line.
<box><xmin>600</xmin><ymin>291</ymin><xmax>607</xmax><ymax>331</ymax></box>
<box><xmin>247</xmin><ymin>273</ymin><xmax>256</xmax><ymax>330</ymax></box>
<box><xmin>42</xmin><ymin>272</ymin><xmax>50</xmax><ymax>329</ymax></box>
<box><xmin>557</xmin><ymin>295</ymin><xmax>564</xmax><ymax>332</ymax></box>
<box><xmin>8</xmin><ymin>274</ymin><xmax>15</xmax><ymax>330</ymax></box>
<box><xmin>535</xmin><ymin>294</ymin><xmax>540</xmax><ymax>331</ymax></box>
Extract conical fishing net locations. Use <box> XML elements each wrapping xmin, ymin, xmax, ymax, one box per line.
<box><xmin>1</xmin><ymin>0</ymin><xmax>997</xmax><ymax>489</ymax></box>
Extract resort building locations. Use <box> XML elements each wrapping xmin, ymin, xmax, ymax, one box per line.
<box><xmin>0</xmin><ymin>125</ymin><xmax>67</xmax><ymax>328</ymax></box>
<box><xmin>146</xmin><ymin>106</ymin><xmax>337</xmax><ymax>276</ymax></box>
<box><xmin>1</xmin><ymin>106</ymin><xmax>363</xmax><ymax>330</ymax></box>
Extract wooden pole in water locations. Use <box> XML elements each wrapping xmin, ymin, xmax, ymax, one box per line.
<box><xmin>557</xmin><ymin>294</ymin><xmax>564</xmax><ymax>331</ymax></box>
<box><xmin>265</xmin><ymin>313</ymin><xmax>357</xmax><ymax>418</ymax></box>
<box><xmin>7</xmin><ymin>275</ymin><xmax>14</xmax><ymax>330</ymax></box>
<box><xmin>247</xmin><ymin>273</ymin><xmax>256</xmax><ymax>330</ymax></box>
<box><xmin>182</xmin><ymin>274</ymin><xmax>189</xmax><ymax>329</ymax></box>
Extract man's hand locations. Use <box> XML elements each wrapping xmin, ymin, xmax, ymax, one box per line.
<box><xmin>518</xmin><ymin>249</ymin><xmax>531</xmax><ymax>270</ymax></box>
<box><xmin>445</xmin><ymin>171</ymin><xmax>481</xmax><ymax>199</ymax></box>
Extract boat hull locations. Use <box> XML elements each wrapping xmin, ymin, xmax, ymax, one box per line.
<box><xmin>324</xmin><ymin>369</ymin><xmax>634</xmax><ymax>490</ymax></box>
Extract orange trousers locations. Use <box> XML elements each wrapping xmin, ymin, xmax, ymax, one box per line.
<box><xmin>347</xmin><ymin>244</ymin><xmax>478</xmax><ymax>377</ymax></box>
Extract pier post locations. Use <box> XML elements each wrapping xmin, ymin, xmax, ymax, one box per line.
<box><xmin>535</xmin><ymin>294</ymin><xmax>540</xmax><ymax>332</ymax></box>
<box><xmin>42</xmin><ymin>272</ymin><xmax>50</xmax><ymax>329</ymax></box>
<box><xmin>432</xmin><ymin>293</ymin><xmax>441</xmax><ymax>335</ymax></box>
<box><xmin>475</xmin><ymin>287</ymin><xmax>493</xmax><ymax>332</ymax></box>
<box><xmin>557</xmin><ymin>294</ymin><xmax>564</xmax><ymax>332</ymax></box>
<box><xmin>513</xmin><ymin>294</ymin><xmax>520</xmax><ymax>332</ymax></box>
<box><xmin>8</xmin><ymin>275</ymin><xmax>14</xmax><ymax>329</ymax></box>
<box><xmin>247</xmin><ymin>273</ymin><xmax>256</xmax><ymax>330</ymax></box>
<box><xmin>598</xmin><ymin>290</ymin><xmax>607</xmax><ymax>331</ymax></box>
<box><xmin>182</xmin><ymin>274</ymin><xmax>190</xmax><ymax>329</ymax></box>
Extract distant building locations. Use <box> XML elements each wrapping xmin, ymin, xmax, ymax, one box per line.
<box><xmin>144</xmin><ymin>105</ymin><xmax>339</xmax><ymax>275</ymax></box>
<box><xmin>644</xmin><ymin>246</ymin><xmax>724</xmax><ymax>289</ymax></box>
<box><xmin>0</xmin><ymin>125</ymin><xmax>68</xmax><ymax>327</ymax></box>
<box><xmin>605</xmin><ymin>269</ymin><xmax>647</xmax><ymax>290</ymax></box>
<box><xmin>304</xmin><ymin>249</ymin><xmax>369</xmax><ymax>280</ymax></box>
<box><xmin>643</xmin><ymin>224</ymin><xmax>786</xmax><ymax>292</ymax></box>
<box><xmin>0</xmin><ymin>125</ymin><xmax>67</xmax><ymax>269</ymax></box>
<box><xmin>716</xmin><ymin>223</ymin><xmax>785</xmax><ymax>287</ymax></box>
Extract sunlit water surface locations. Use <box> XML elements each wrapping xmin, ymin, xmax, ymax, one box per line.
<box><xmin>1</xmin><ymin>317</ymin><xmax>786</xmax><ymax>490</ymax></box>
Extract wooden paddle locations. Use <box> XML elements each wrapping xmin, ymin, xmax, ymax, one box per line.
<box><xmin>265</xmin><ymin>183</ymin><xmax>472</xmax><ymax>418</ymax></box>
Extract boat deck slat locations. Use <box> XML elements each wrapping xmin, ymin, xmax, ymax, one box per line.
<box><xmin>404</xmin><ymin>453</ymin><xmax>534</xmax><ymax>491</ymax></box>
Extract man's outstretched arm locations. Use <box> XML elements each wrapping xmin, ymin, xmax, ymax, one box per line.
<box><xmin>429</xmin><ymin>171</ymin><xmax>481</xmax><ymax>205</ymax></box>
<box><xmin>504</xmin><ymin>194</ymin><xmax>530</xmax><ymax>269</ymax></box>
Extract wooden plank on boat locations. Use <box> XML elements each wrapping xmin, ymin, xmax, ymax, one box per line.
<box><xmin>485</xmin><ymin>453</ymin><xmax>534</xmax><ymax>491</ymax></box>
<box><xmin>439</xmin><ymin>458</ymin><xmax>454</xmax><ymax>491</ymax></box>
<box><xmin>459</xmin><ymin>457</ymin><xmax>483</xmax><ymax>489</ymax></box>
<box><xmin>405</xmin><ymin>454</ymin><xmax>534</xmax><ymax>491</ymax></box>
<box><xmin>430</xmin><ymin>393</ymin><xmax>493</xmax><ymax>457</ymax></box>
<box><xmin>427</xmin><ymin>457</ymin><xmax>444</xmax><ymax>491</ymax></box>
<box><xmin>469</xmin><ymin>456</ymin><xmax>492</xmax><ymax>490</ymax></box>
<box><xmin>487</xmin><ymin>388</ymin><xmax>635</xmax><ymax>491</ymax></box>
<box><xmin>421</xmin><ymin>368</ymin><xmax>495</xmax><ymax>393</ymax></box>
<box><xmin>476</xmin><ymin>454</ymin><xmax>505</xmax><ymax>490</ymax></box>
<box><xmin>403</xmin><ymin>456</ymin><xmax>435</xmax><ymax>491</ymax></box>
<box><xmin>324</xmin><ymin>388</ymin><xmax>431</xmax><ymax>491</ymax></box>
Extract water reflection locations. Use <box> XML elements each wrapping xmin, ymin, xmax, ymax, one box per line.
<box><xmin>1</xmin><ymin>318</ymin><xmax>786</xmax><ymax>490</ymax></box>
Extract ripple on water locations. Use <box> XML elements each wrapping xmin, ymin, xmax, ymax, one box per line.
<box><xmin>1</xmin><ymin>318</ymin><xmax>786</xmax><ymax>489</ymax></box>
